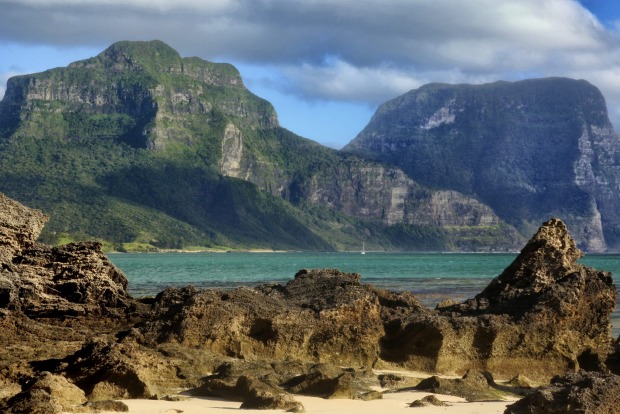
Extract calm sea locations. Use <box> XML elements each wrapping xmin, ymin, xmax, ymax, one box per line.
<box><xmin>108</xmin><ymin>252</ymin><xmax>620</xmax><ymax>337</ymax></box>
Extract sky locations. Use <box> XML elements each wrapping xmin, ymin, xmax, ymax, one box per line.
<box><xmin>1</xmin><ymin>1</ymin><xmax>620</xmax><ymax>149</ymax></box>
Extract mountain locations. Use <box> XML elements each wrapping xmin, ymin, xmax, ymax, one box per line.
<box><xmin>0</xmin><ymin>40</ymin><xmax>524</xmax><ymax>251</ymax></box>
<box><xmin>344</xmin><ymin>78</ymin><xmax>620</xmax><ymax>251</ymax></box>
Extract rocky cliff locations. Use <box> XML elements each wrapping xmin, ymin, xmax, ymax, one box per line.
<box><xmin>345</xmin><ymin>78</ymin><xmax>620</xmax><ymax>251</ymax></box>
<box><xmin>0</xmin><ymin>40</ymin><xmax>521</xmax><ymax>251</ymax></box>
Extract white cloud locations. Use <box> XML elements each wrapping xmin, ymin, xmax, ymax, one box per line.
<box><xmin>7</xmin><ymin>0</ymin><xmax>237</xmax><ymax>12</ymax></box>
<box><xmin>2</xmin><ymin>0</ymin><xmax>620</xmax><ymax>130</ymax></box>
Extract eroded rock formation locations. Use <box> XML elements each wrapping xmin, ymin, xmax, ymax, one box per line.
<box><xmin>0</xmin><ymin>192</ymin><xmax>618</xmax><ymax>412</ymax></box>
<box><xmin>402</xmin><ymin>218</ymin><xmax>617</xmax><ymax>378</ymax></box>
<box><xmin>504</xmin><ymin>371</ymin><xmax>620</xmax><ymax>414</ymax></box>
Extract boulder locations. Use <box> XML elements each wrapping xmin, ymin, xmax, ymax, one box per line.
<box><xmin>415</xmin><ymin>370</ymin><xmax>505</xmax><ymax>402</ymax></box>
<box><xmin>1</xmin><ymin>372</ymin><xmax>86</xmax><ymax>414</ymax></box>
<box><xmin>56</xmin><ymin>338</ymin><xmax>182</xmax><ymax>400</ymax></box>
<box><xmin>504</xmin><ymin>371</ymin><xmax>620</xmax><ymax>414</ymax></box>
<box><xmin>84</xmin><ymin>400</ymin><xmax>129</xmax><ymax>412</ymax></box>
<box><xmin>237</xmin><ymin>376</ymin><xmax>304</xmax><ymax>412</ymax></box>
<box><xmin>409</xmin><ymin>394</ymin><xmax>449</xmax><ymax>407</ymax></box>
<box><xmin>283</xmin><ymin>363</ymin><xmax>377</xmax><ymax>399</ymax></box>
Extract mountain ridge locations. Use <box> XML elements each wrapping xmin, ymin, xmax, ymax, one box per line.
<box><xmin>2</xmin><ymin>40</ymin><xmax>609</xmax><ymax>251</ymax></box>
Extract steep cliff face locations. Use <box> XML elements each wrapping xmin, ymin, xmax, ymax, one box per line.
<box><xmin>295</xmin><ymin>158</ymin><xmax>523</xmax><ymax>250</ymax></box>
<box><xmin>294</xmin><ymin>157</ymin><xmax>521</xmax><ymax>245</ymax></box>
<box><xmin>0</xmin><ymin>41</ymin><xmax>277</xmax><ymax>152</ymax></box>
<box><xmin>345</xmin><ymin>78</ymin><xmax>620</xmax><ymax>251</ymax></box>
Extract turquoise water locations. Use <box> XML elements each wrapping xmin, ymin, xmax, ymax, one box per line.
<box><xmin>108</xmin><ymin>252</ymin><xmax>620</xmax><ymax>336</ymax></box>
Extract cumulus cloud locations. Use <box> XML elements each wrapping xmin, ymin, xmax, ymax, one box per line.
<box><xmin>2</xmin><ymin>0</ymin><xmax>620</xmax><ymax>127</ymax></box>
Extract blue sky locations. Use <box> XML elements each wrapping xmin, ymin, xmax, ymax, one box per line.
<box><xmin>1</xmin><ymin>0</ymin><xmax>620</xmax><ymax>148</ymax></box>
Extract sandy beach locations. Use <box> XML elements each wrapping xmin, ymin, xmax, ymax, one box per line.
<box><xmin>84</xmin><ymin>390</ymin><xmax>518</xmax><ymax>414</ymax></box>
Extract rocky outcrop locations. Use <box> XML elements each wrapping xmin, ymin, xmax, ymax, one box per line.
<box><xmin>0</xmin><ymin>372</ymin><xmax>87</xmax><ymax>414</ymax></box>
<box><xmin>504</xmin><ymin>371</ymin><xmax>620</xmax><ymax>414</ymax></box>
<box><xmin>127</xmin><ymin>219</ymin><xmax>614</xmax><ymax>381</ymax></box>
<box><xmin>380</xmin><ymin>218</ymin><xmax>617</xmax><ymax>379</ymax></box>
<box><xmin>3</xmin><ymin>242</ymin><xmax>132</xmax><ymax>318</ymax></box>
<box><xmin>138</xmin><ymin>269</ymin><xmax>387</xmax><ymax>367</ymax></box>
<box><xmin>0</xmin><ymin>193</ymin><xmax>145</xmax><ymax>408</ymax></box>
<box><xmin>344</xmin><ymin>78</ymin><xmax>620</xmax><ymax>251</ymax></box>
<box><xmin>0</xmin><ymin>191</ymin><xmax>617</xmax><ymax>411</ymax></box>
<box><xmin>0</xmin><ymin>193</ymin><xmax>133</xmax><ymax>318</ymax></box>
<box><xmin>0</xmin><ymin>192</ymin><xmax>48</xmax><ymax>266</ymax></box>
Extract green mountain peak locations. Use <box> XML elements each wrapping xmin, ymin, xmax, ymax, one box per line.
<box><xmin>71</xmin><ymin>40</ymin><xmax>182</xmax><ymax>73</ymax></box>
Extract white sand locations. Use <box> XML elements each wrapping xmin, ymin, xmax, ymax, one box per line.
<box><xmin>78</xmin><ymin>390</ymin><xmax>518</xmax><ymax>414</ymax></box>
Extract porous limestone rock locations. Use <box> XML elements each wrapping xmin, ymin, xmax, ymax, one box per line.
<box><xmin>139</xmin><ymin>269</ymin><xmax>389</xmax><ymax>367</ymax></box>
<box><xmin>3</xmin><ymin>242</ymin><xmax>132</xmax><ymax>318</ymax></box>
<box><xmin>0</xmin><ymin>372</ymin><xmax>86</xmax><ymax>414</ymax></box>
<box><xmin>0</xmin><ymin>192</ymin><xmax>133</xmax><ymax>319</ymax></box>
<box><xmin>381</xmin><ymin>218</ymin><xmax>617</xmax><ymax>379</ymax></box>
<box><xmin>1</xmin><ymin>198</ymin><xmax>617</xmax><ymax>412</ymax></box>
<box><xmin>504</xmin><ymin>371</ymin><xmax>620</xmax><ymax>414</ymax></box>
<box><xmin>0</xmin><ymin>192</ymin><xmax>47</xmax><ymax>266</ymax></box>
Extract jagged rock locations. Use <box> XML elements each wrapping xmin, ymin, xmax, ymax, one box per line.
<box><xmin>0</xmin><ymin>193</ymin><xmax>145</xmax><ymax>372</ymax></box>
<box><xmin>1</xmin><ymin>372</ymin><xmax>86</xmax><ymax>414</ymax></box>
<box><xmin>382</xmin><ymin>218</ymin><xmax>617</xmax><ymax>379</ymax></box>
<box><xmin>3</xmin><ymin>241</ymin><xmax>132</xmax><ymax>318</ymax></box>
<box><xmin>139</xmin><ymin>269</ymin><xmax>388</xmax><ymax>367</ymax></box>
<box><xmin>53</xmin><ymin>338</ymin><xmax>183</xmax><ymax>400</ymax></box>
<box><xmin>415</xmin><ymin>370</ymin><xmax>505</xmax><ymax>402</ymax></box>
<box><xmin>504</xmin><ymin>371</ymin><xmax>620</xmax><ymax>414</ymax></box>
<box><xmin>0</xmin><ymin>192</ymin><xmax>135</xmax><ymax>319</ymax></box>
<box><xmin>0</xmin><ymin>192</ymin><xmax>48</xmax><ymax>266</ymax></box>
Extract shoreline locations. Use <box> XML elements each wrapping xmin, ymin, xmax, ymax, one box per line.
<box><xmin>78</xmin><ymin>390</ymin><xmax>520</xmax><ymax>414</ymax></box>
